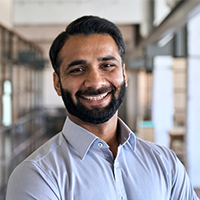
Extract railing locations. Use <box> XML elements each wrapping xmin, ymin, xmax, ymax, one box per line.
<box><xmin>0</xmin><ymin>109</ymin><xmax>47</xmax><ymax>200</ymax></box>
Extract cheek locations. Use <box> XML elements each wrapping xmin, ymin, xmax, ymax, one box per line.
<box><xmin>109</xmin><ymin>75</ymin><xmax>124</xmax><ymax>98</ymax></box>
<box><xmin>111</xmin><ymin>71</ymin><xmax>124</xmax><ymax>88</ymax></box>
<box><xmin>61</xmin><ymin>79</ymin><xmax>82</xmax><ymax>102</ymax></box>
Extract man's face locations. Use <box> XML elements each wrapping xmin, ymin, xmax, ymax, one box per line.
<box><xmin>53</xmin><ymin>34</ymin><xmax>127</xmax><ymax>124</ymax></box>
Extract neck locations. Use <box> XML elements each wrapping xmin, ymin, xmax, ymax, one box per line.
<box><xmin>68</xmin><ymin>112</ymin><xmax>119</xmax><ymax>158</ymax></box>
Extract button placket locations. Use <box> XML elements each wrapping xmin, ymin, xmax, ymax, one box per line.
<box><xmin>113</xmin><ymin>155</ymin><xmax>127</xmax><ymax>200</ymax></box>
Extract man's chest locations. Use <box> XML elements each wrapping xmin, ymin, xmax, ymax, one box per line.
<box><xmin>55</xmin><ymin>152</ymin><xmax>170</xmax><ymax>200</ymax></box>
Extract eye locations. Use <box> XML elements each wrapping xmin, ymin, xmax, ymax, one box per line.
<box><xmin>102</xmin><ymin>63</ymin><xmax>115</xmax><ymax>68</ymax></box>
<box><xmin>69</xmin><ymin>67</ymin><xmax>84</xmax><ymax>75</ymax></box>
<box><xmin>101</xmin><ymin>63</ymin><xmax>116</xmax><ymax>71</ymax></box>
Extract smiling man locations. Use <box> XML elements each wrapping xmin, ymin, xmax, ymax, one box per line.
<box><xmin>6</xmin><ymin>16</ymin><xmax>199</xmax><ymax>200</ymax></box>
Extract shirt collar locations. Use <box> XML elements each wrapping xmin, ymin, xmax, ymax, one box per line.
<box><xmin>117</xmin><ymin>118</ymin><xmax>136</xmax><ymax>151</ymax></box>
<box><xmin>62</xmin><ymin>117</ymin><xmax>136</xmax><ymax>160</ymax></box>
<box><xmin>62</xmin><ymin>117</ymin><xmax>98</xmax><ymax>159</ymax></box>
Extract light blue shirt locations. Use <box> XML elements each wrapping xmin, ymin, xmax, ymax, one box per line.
<box><xmin>6</xmin><ymin>117</ymin><xmax>199</xmax><ymax>200</ymax></box>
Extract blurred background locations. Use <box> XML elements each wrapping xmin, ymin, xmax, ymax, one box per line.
<box><xmin>0</xmin><ymin>0</ymin><xmax>200</xmax><ymax>199</ymax></box>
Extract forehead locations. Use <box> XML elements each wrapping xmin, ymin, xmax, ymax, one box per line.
<box><xmin>59</xmin><ymin>34</ymin><xmax>120</xmax><ymax>62</ymax></box>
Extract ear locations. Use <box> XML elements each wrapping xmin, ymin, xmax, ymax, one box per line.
<box><xmin>53</xmin><ymin>72</ymin><xmax>62</xmax><ymax>96</ymax></box>
<box><xmin>122</xmin><ymin>64</ymin><xmax>128</xmax><ymax>87</ymax></box>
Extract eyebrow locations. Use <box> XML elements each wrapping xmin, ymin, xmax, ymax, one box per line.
<box><xmin>98</xmin><ymin>56</ymin><xmax>118</xmax><ymax>62</ymax></box>
<box><xmin>67</xmin><ymin>60</ymin><xmax>87</xmax><ymax>69</ymax></box>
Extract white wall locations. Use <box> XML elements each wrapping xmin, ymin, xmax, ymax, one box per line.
<box><xmin>13</xmin><ymin>0</ymin><xmax>143</xmax><ymax>25</ymax></box>
<box><xmin>43</xmin><ymin>65</ymin><xmax>64</xmax><ymax>108</ymax></box>
<box><xmin>154</xmin><ymin>0</ymin><xmax>170</xmax><ymax>26</ymax></box>
<box><xmin>152</xmin><ymin>56</ymin><xmax>174</xmax><ymax>147</ymax></box>
<box><xmin>0</xmin><ymin>0</ymin><xmax>13</xmax><ymax>28</ymax></box>
<box><xmin>187</xmin><ymin>12</ymin><xmax>200</xmax><ymax>188</ymax></box>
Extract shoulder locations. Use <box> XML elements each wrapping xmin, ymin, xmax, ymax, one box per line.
<box><xmin>6</xmin><ymin>132</ymin><xmax>67</xmax><ymax>199</ymax></box>
<box><xmin>26</xmin><ymin>131</ymin><xmax>66</xmax><ymax>163</ymax></box>
<box><xmin>135</xmin><ymin>137</ymin><xmax>180</xmax><ymax>173</ymax></box>
<box><xmin>133</xmin><ymin>138</ymin><xmax>198</xmax><ymax>199</ymax></box>
<box><xmin>6</xmin><ymin>156</ymin><xmax>61</xmax><ymax>199</ymax></box>
<box><xmin>136</xmin><ymin>137</ymin><xmax>176</xmax><ymax>159</ymax></box>
<box><xmin>10</xmin><ymin>131</ymin><xmax>68</xmax><ymax>183</ymax></box>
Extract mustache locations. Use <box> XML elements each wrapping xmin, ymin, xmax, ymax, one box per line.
<box><xmin>76</xmin><ymin>85</ymin><xmax>115</xmax><ymax>97</ymax></box>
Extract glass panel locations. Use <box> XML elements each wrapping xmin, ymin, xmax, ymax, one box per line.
<box><xmin>2</xmin><ymin>80</ymin><xmax>12</xmax><ymax>126</ymax></box>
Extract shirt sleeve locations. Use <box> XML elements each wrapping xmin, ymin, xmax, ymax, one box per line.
<box><xmin>6</xmin><ymin>161</ymin><xmax>60</xmax><ymax>200</ymax></box>
<box><xmin>169</xmin><ymin>151</ymin><xmax>199</xmax><ymax>200</ymax></box>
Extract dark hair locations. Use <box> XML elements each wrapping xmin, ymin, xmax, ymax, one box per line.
<box><xmin>49</xmin><ymin>15</ymin><xmax>125</xmax><ymax>75</ymax></box>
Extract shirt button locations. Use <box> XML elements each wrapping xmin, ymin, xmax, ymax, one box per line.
<box><xmin>121</xmin><ymin>197</ymin><xmax>124</xmax><ymax>200</ymax></box>
<box><xmin>98</xmin><ymin>142</ymin><xmax>103</xmax><ymax>147</ymax></box>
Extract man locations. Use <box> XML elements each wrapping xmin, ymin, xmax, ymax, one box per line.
<box><xmin>6</xmin><ymin>16</ymin><xmax>199</xmax><ymax>200</ymax></box>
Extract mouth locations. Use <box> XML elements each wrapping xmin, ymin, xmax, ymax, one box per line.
<box><xmin>82</xmin><ymin>92</ymin><xmax>109</xmax><ymax>101</ymax></box>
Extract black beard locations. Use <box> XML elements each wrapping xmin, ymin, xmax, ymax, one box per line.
<box><xmin>60</xmin><ymin>80</ymin><xmax>126</xmax><ymax>124</ymax></box>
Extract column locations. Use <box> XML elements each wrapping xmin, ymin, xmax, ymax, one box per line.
<box><xmin>187</xmin><ymin>12</ymin><xmax>200</xmax><ymax>188</ymax></box>
<box><xmin>152</xmin><ymin>56</ymin><xmax>174</xmax><ymax>147</ymax></box>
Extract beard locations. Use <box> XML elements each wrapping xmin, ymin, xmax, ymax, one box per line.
<box><xmin>60</xmin><ymin>80</ymin><xmax>126</xmax><ymax>124</ymax></box>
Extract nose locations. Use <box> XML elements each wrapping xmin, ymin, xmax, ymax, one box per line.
<box><xmin>84</xmin><ymin>69</ymin><xmax>106</xmax><ymax>89</ymax></box>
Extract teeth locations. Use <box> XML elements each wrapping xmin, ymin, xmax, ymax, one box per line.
<box><xmin>83</xmin><ymin>93</ymin><xmax>108</xmax><ymax>101</ymax></box>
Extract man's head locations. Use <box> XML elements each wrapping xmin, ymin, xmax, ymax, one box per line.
<box><xmin>49</xmin><ymin>15</ymin><xmax>125</xmax><ymax>75</ymax></box>
<box><xmin>50</xmin><ymin>16</ymin><xmax>127</xmax><ymax>124</ymax></box>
